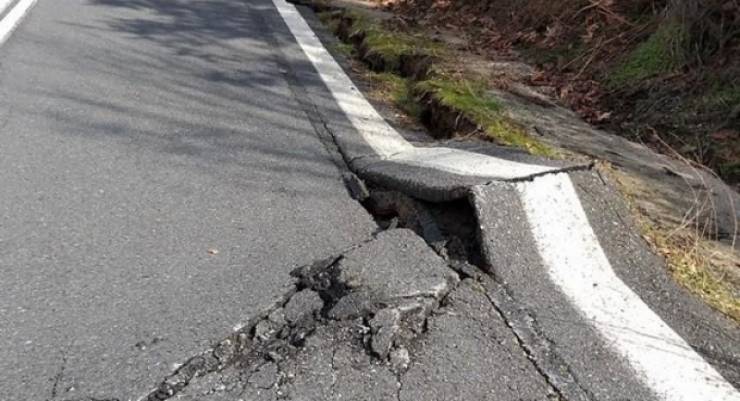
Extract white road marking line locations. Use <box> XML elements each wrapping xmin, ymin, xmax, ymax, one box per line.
<box><xmin>272</xmin><ymin>0</ymin><xmax>740</xmax><ymax>399</ymax></box>
<box><xmin>0</xmin><ymin>0</ymin><xmax>18</xmax><ymax>18</ymax></box>
<box><xmin>271</xmin><ymin>0</ymin><xmax>554</xmax><ymax>180</ymax></box>
<box><xmin>518</xmin><ymin>173</ymin><xmax>740</xmax><ymax>401</ymax></box>
<box><xmin>0</xmin><ymin>0</ymin><xmax>36</xmax><ymax>46</ymax></box>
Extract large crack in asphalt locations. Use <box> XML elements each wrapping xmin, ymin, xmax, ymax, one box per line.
<box><xmin>128</xmin><ymin>7</ymin><xmax>602</xmax><ymax>399</ymax></box>
<box><xmin>137</xmin><ymin>171</ymin><xmax>590</xmax><ymax>400</ymax></box>
<box><xmin>140</xmin><ymin>227</ymin><xmax>460</xmax><ymax>401</ymax></box>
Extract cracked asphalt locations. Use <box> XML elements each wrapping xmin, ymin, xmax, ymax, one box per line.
<box><xmin>0</xmin><ymin>0</ymin><xmax>378</xmax><ymax>399</ymax></box>
<box><xmin>1</xmin><ymin>0</ymin><xmax>738</xmax><ymax>400</ymax></box>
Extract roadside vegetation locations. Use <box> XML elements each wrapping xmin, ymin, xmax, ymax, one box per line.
<box><xmin>415</xmin><ymin>78</ymin><xmax>555</xmax><ymax>156</ymax></box>
<box><xmin>611</xmin><ymin>165</ymin><xmax>740</xmax><ymax>321</ymax></box>
<box><xmin>378</xmin><ymin>0</ymin><xmax>739</xmax><ymax>190</ymax></box>
<box><xmin>318</xmin><ymin>8</ymin><xmax>555</xmax><ymax>156</ymax></box>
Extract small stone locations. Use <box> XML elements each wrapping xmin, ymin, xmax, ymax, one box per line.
<box><xmin>342</xmin><ymin>172</ymin><xmax>370</xmax><ymax>201</ymax></box>
<box><xmin>254</xmin><ymin>320</ymin><xmax>275</xmax><ymax>342</ymax></box>
<box><xmin>389</xmin><ymin>347</ymin><xmax>410</xmax><ymax>373</ymax></box>
<box><xmin>328</xmin><ymin>292</ymin><xmax>377</xmax><ymax>320</ymax></box>
<box><xmin>249</xmin><ymin>363</ymin><xmax>279</xmax><ymax>389</ymax></box>
<box><xmin>213</xmin><ymin>339</ymin><xmax>235</xmax><ymax>362</ymax></box>
<box><xmin>289</xmin><ymin>318</ymin><xmax>316</xmax><ymax>347</ymax></box>
<box><xmin>384</xmin><ymin>217</ymin><xmax>399</xmax><ymax>230</ymax></box>
<box><xmin>268</xmin><ymin>308</ymin><xmax>286</xmax><ymax>326</ymax></box>
<box><xmin>397</xmin><ymin>299</ymin><xmax>435</xmax><ymax>334</ymax></box>
<box><xmin>266</xmin><ymin>350</ymin><xmax>283</xmax><ymax>362</ymax></box>
<box><xmin>284</xmin><ymin>290</ymin><xmax>324</xmax><ymax>324</ymax></box>
<box><xmin>370</xmin><ymin>308</ymin><xmax>401</xmax><ymax>359</ymax></box>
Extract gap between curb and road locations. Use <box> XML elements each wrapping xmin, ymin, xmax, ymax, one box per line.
<box><xmin>271</xmin><ymin>0</ymin><xmax>740</xmax><ymax>400</ymax></box>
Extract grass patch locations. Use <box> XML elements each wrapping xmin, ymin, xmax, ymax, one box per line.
<box><xmin>717</xmin><ymin>162</ymin><xmax>740</xmax><ymax>183</ymax></box>
<box><xmin>642</xmin><ymin>223</ymin><xmax>740</xmax><ymax>322</ymax></box>
<box><xmin>610</xmin><ymin>22</ymin><xmax>685</xmax><ymax>87</ymax></box>
<box><xmin>699</xmin><ymin>84</ymin><xmax>740</xmax><ymax>110</ymax></box>
<box><xmin>347</xmin><ymin>11</ymin><xmax>444</xmax><ymax>71</ymax></box>
<box><xmin>368</xmin><ymin>72</ymin><xmax>422</xmax><ymax>119</ymax></box>
<box><xmin>696</xmin><ymin>84</ymin><xmax>740</xmax><ymax>182</ymax></box>
<box><xmin>330</xmin><ymin>41</ymin><xmax>355</xmax><ymax>56</ymax></box>
<box><xmin>416</xmin><ymin>78</ymin><xmax>556</xmax><ymax>156</ymax></box>
<box><xmin>416</xmin><ymin>79</ymin><xmax>502</xmax><ymax>119</ymax></box>
<box><xmin>318</xmin><ymin>9</ymin><xmax>554</xmax><ymax>158</ymax></box>
<box><xmin>317</xmin><ymin>11</ymin><xmax>341</xmax><ymax>33</ymax></box>
<box><xmin>610</xmin><ymin>166</ymin><xmax>740</xmax><ymax>323</ymax></box>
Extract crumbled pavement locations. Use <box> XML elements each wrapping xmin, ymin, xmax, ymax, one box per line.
<box><xmin>166</xmin><ymin>228</ymin><xmax>560</xmax><ymax>401</ymax></box>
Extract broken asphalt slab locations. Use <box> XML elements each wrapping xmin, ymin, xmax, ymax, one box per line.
<box><xmin>153</xmin><ymin>228</ymin><xmax>460</xmax><ymax>400</ymax></box>
<box><xmin>169</xmin><ymin>231</ymin><xmax>562</xmax><ymax>401</ymax></box>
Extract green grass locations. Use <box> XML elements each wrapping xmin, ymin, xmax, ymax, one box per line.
<box><xmin>695</xmin><ymin>84</ymin><xmax>740</xmax><ymax>182</ymax></box>
<box><xmin>610</xmin><ymin>22</ymin><xmax>685</xmax><ymax>86</ymax></box>
<box><xmin>369</xmin><ymin>72</ymin><xmax>423</xmax><ymax>119</ymax></box>
<box><xmin>416</xmin><ymin>79</ymin><xmax>502</xmax><ymax>119</ymax></box>
<box><xmin>718</xmin><ymin>162</ymin><xmax>740</xmax><ymax>182</ymax></box>
<box><xmin>317</xmin><ymin>11</ymin><xmax>341</xmax><ymax>33</ymax></box>
<box><xmin>416</xmin><ymin>79</ymin><xmax>556</xmax><ymax>156</ymax></box>
<box><xmin>700</xmin><ymin>85</ymin><xmax>740</xmax><ymax>109</ymax></box>
<box><xmin>319</xmin><ymin>9</ymin><xmax>555</xmax><ymax>158</ymax></box>
<box><xmin>330</xmin><ymin>42</ymin><xmax>355</xmax><ymax>56</ymax></box>
<box><xmin>347</xmin><ymin>11</ymin><xmax>444</xmax><ymax>71</ymax></box>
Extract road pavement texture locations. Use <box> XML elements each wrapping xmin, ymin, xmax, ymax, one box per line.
<box><xmin>0</xmin><ymin>0</ymin><xmax>378</xmax><ymax>398</ymax></box>
<box><xmin>0</xmin><ymin>0</ymin><xmax>737</xmax><ymax>401</ymax></box>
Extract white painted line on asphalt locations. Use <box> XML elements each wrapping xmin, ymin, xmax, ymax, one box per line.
<box><xmin>0</xmin><ymin>0</ymin><xmax>18</xmax><ymax>18</ymax></box>
<box><xmin>272</xmin><ymin>1</ymin><xmax>740</xmax><ymax>399</ymax></box>
<box><xmin>0</xmin><ymin>0</ymin><xmax>36</xmax><ymax>46</ymax></box>
<box><xmin>271</xmin><ymin>0</ymin><xmax>554</xmax><ymax>180</ymax></box>
<box><xmin>518</xmin><ymin>173</ymin><xmax>740</xmax><ymax>401</ymax></box>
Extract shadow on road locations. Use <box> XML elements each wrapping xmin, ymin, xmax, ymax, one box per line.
<box><xmin>14</xmin><ymin>0</ymin><xmax>348</xmax><ymax>198</ymax></box>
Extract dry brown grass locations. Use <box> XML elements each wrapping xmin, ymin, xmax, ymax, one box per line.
<box><xmin>605</xmin><ymin>162</ymin><xmax>740</xmax><ymax>322</ymax></box>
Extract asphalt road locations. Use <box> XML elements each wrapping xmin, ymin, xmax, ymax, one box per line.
<box><xmin>0</xmin><ymin>0</ymin><xmax>376</xmax><ymax>399</ymax></box>
<box><xmin>2</xmin><ymin>0</ymin><xmax>738</xmax><ymax>400</ymax></box>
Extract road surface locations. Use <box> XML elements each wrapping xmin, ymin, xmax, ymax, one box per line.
<box><xmin>0</xmin><ymin>0</ymin><xmax>737</xmax><ymax>400</ymax></box>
